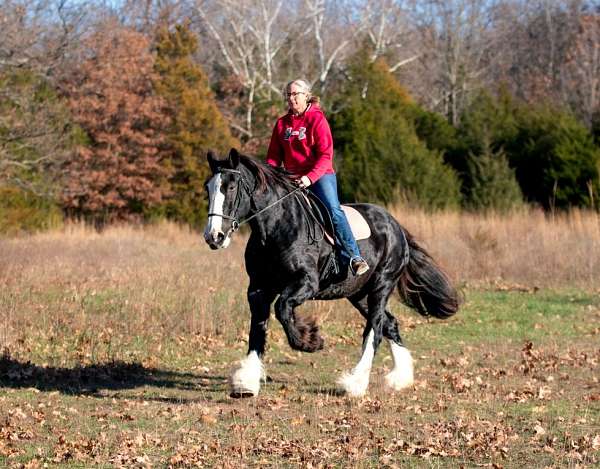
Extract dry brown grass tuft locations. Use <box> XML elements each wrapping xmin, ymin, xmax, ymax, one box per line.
<box><xmin>0</xmin><ymin>220</ymin><xmax>249</xmax><ymax>359</ymax></box>
<box><xmin>389</xmin><ymin>205</ymin><xmax>600</xmax><ymax>289</ymax></box>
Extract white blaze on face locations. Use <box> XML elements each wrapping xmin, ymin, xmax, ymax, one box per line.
<box><xmin>204</xmin><ymin>173</ymin><xmax>225</xmax><ymax>239</ymax></box>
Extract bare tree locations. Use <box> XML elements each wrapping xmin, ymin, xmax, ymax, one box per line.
<box><xmin>0</xmin><ymin>0</ymin><xmax>86</xmax><ymax>195</ymax></box>
<box><xmin>500</xmin><ymin>0</ymin><xmax>581</xmax><ymax>104</ymax></box>
<box><xmin>302</xmin><ymin>0</ymin><xmax>369</xmax><ymax>87</ymax></box>
<box><xmin>115</xmin><ymin>0</ymin><xmax>189</xmax><ymax>33</ymax></box>
<box><xmin>0</xmin><ymin>81</ymin><xmax>72</xmax><ymax>196</ymax></box>
<box><xmin>413</xmin><ymin>0</ymin><xmax>504</xmax><ymax>124</ymax></box>
<box><xmin>364</xmin><ymin>0</ymin><xmax>419</xmax><ymax>71</ymax></box>
<box><xmin>193</xmin><ymin>0</ymin><xmax>293</xmax><ymax>142</ymax></box>
<box><xmin>563</xmin><ymin>13</ymin><xmax>600</xmax><ymax>126</ymax></box>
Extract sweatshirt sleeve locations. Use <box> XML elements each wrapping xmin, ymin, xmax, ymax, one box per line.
<box><xmin>305</xmin><ymin>114</ymin><xmax>334</xmax><ymax>183</ymax></box>
<box><xmin>265</xmin><ymin>122</ymin><xmax>283</xmax><ymax>168</ymax></box>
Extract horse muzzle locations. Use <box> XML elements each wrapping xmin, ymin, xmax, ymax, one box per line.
<box><xmin>204</xmin><ymin>229</ymin><xmax>232</xmax><ymax>250</ymax></box>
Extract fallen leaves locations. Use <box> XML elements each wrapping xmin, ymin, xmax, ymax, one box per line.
<box><xmin>1</xmin><ymin>325</ymin><xmax>598</xmax><ymax>468</ymax></box>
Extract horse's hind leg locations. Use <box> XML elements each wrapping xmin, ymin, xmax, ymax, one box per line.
<box><xmin>382</xmin><ymin>310</ymin><xmax>414</xmax><ymax>391</ymax></box>
<box><xmin>347</xmin><ymin>296</ymin><xmax>414</xmax><ymax>393</ymax></box>
<box><xmin>229</xmin><ymin>287</ymin><xmax>275</xmax><ymax>398</ymax></box>
<box><xmin>337</xmin><ymin>291</ymin><xmax>389</xmax><ymax>397</ymax></box>
<box><xmin>338</xmin><ymin>323</ymin><xmax>376</xmax><ymax>397</ymax></box>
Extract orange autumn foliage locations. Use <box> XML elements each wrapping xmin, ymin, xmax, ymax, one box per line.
<box><xmin>60</xmin><ymin>24</ymin><xmax>170</xmax><ymax>225</ymax></box>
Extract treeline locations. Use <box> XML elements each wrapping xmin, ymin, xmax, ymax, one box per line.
<box><xmin>1</xmin><ymin>0</ymin><xmax>600</xmax><ymax>233</ymax></box>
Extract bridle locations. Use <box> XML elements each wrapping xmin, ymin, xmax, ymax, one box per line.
<box><xmin>207</xmin><ymin>167</ymin><xmax>302</xmax><ymax>237</ymax></box>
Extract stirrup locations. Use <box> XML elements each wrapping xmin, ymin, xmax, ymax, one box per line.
<box><xmin>351</xmin><ymin>257</ymin><xmax>370</xmax><ymax>276</ymax></box>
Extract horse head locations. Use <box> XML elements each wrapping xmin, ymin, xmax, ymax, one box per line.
<box><xmin>204</xmin><ymin>148</ymin><xmax>253</xmax><ymax>250</ymax></box>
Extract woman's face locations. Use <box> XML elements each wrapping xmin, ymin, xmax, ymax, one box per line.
<box><xmin>287</xmin><ymin>82</ymin><xmax>309</xmax><ymax>115</ymax></box>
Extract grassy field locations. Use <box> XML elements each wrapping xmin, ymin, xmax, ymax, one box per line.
<box><xmin>1</xmin><ymin>213</ymin><xmax>599</xmax><ymax>468</ymax></box>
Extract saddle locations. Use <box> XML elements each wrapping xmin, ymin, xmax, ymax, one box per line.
<box><xmin>302</xmin><ymin>192</ymin><xmax>371</xmax><ymax>245</ymax></box>
<box><xmin>300</xmin><ymin>192</ymin><xmax>372</xmax><ymax>284</ymax></box>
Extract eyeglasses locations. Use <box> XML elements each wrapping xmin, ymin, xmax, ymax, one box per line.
<box><xmin>286</xmin><ymin>91</ymin><xmax>305</xmax><ymax>99</ymax></box>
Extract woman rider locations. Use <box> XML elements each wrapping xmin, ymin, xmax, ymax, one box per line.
<box><xmin>266</xmin><ymin>78</ymin><xmax>369</xmax><ymax>276</ymax></box>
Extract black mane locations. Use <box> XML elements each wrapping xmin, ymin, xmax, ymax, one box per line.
<box><xmin>238</xmin><ymin>153</ymin><xmax>297</xmax><ymax>193</ymax></box>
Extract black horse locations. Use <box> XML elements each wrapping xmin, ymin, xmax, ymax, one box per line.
<box><xmin>204</xmin><ymin>149</ymin><xmax>459</xmax><ymax>397</ymax></box>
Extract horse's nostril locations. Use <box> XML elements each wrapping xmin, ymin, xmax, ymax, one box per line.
<box><xmin>216</xmin><ymin>231</ymin><xmax>225</xmax><ymax>243</ymax></box>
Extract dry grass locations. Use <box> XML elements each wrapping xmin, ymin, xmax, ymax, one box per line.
<box><xmin>0</xmin><ymin>211</ymin><xmax>599</xmax><ymax>467</ymax></box>
<box><xmin>1</xmin><ymin>208</ymin><xmax>598</xmax><ymax>357</ymax></box>
<box><xmin>389</xmin><ymin>206</ymin><xmax>600</xmax><ymax>289</ymax></box>
<box><xmin>0</xmin><ymin>220</ymin><xmax>249</xmax><ymax>361</ymax></box>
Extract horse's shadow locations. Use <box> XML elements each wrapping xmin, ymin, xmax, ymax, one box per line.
<box><xmin>0</xmin><ymin>354</ymin><xmax>228</xmax><ymax>396</ymax></box>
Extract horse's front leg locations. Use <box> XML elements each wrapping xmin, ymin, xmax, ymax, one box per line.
<box><xmin>229</xmin><ymin>287</ymin><xmax>276</xmax><ymax>397</ymax></box>
<box><xmin>274</xmin><ymin>274</ymin><xmax>323</xmax><ymax>353</ymax></box>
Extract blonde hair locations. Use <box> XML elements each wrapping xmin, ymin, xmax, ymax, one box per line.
<box><xmin>284</xmin><ymin>79</ymin><xmax>320</xmax><ymax>105</ymax></box>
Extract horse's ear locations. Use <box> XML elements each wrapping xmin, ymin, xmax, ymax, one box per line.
<box><xmin>228</xmin><ymin>148</ymin><xmax>240</xmax><ymax>169</ymax></box>
<box><xmin>207</xmin><ymin>150</ymin><xmax>219</xmax><ymax>173</ymax></box>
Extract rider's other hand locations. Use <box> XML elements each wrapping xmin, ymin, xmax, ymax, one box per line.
<box><xmin>295</xmin><ymin>176</ymin><xmax>312</xmax><ymax>189</ymax></box>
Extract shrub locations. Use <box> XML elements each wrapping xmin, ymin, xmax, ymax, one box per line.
<box><xmin>453</xmin><ymin>91</ymin><xmax>599</xmax><ymax>210</ymax></box>
<box><xmin>508</xmin><ymin>106</ymin><xmax>600</xmax><ymax>209</ymax></box>
<box><xmin>0</xmin><ymin>186</ymin><xmax>62</xmax><ymax>235</ymax></box>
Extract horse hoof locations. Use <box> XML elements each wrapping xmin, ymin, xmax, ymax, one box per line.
<box><xmin>337</xmin><ymin>371</ymin><xmax>370</xmax><ymax>397</ymax></box>
<box><xmin>230</xmin><ymin>389</ymin><xmax>257</xmax><ymax>398</ymax></box>
<box><xmin>384</xmin><ymin>371</ymin><xmax>414</xmax><ymax>391</ymax></box>
<box><xmin>385</xmin><ymin>345</ymin><xmax>414</xmax><ymax>391</ymax></box>
<box><xmin>229</xmin><ymin>352</ymin><xmax>264</xmax><ymax>397</ymax></box>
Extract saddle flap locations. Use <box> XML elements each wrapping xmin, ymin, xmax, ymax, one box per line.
<box><xmin>301</xmin><ymin>193</ymin><xmax>371</xmax><ymax>244</ymax></box>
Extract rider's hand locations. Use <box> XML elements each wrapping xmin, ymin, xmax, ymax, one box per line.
<box><xmin>295</xmin><ymin>175</ymin><xmax>312</xmax><ymax>189</ymax></box>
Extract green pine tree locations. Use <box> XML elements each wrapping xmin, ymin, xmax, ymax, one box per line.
<box><xmin>508</xmin><ymin>106</ymin><xmax>600</xmax><ymax>209</ymax></box>
<box><xmin>448</xmin><ymin>89</ymin><xmax>519</xmax><ymax>190</ymax></box>
<box><xmin>153</xmin><ymin>23</ymin><xmax>238</xmax><ymax>228</ymax></box>
<box><xmin>464</xmin><ymin>141</ymin><xmax>523</xmax><ymax>212</ymax></box>
<box><xmin>451</xmin><ymin>89</ymin><xmax>599</xmax><ymax>210</ymax></box>
<box><xmin>331</xmin><ymin>52</ymin><xmax>461</xmax><ymax>209</ymax></box>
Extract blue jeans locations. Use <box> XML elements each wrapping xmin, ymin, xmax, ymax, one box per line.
<box><xmin>309</xmin><ymin>173</ymin><xmax>361</xmax><ymax>265</ymax></box>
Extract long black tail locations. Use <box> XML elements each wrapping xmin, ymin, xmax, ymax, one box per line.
<box><xmin>397</xmin><ymin>228</ymin><xmax>460</xmax><ymax>319</ymax></box>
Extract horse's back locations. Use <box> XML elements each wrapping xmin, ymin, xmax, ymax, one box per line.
<box><xmin>345</xmin><ymin>202</ymin><xmax>403</xmax><ymax>238</ymax></box>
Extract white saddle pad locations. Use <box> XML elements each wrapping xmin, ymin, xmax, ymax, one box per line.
<box><xmin>341</xmin><ymin>205</ymin><xmax>371</xmax><ymax>241</ymax></box>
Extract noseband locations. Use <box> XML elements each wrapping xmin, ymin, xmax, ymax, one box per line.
<box><xmin>207</xmin><ymin>168</ymin><xmax>301</xmax><ymax>236</ymax></box>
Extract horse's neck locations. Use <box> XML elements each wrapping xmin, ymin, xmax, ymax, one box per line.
<box><xmin>249</xmin><ymin>183</ymin><xmax>306</xmax><ymax>243</ymax></box>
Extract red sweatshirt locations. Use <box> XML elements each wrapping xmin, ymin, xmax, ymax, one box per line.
<box><xmin>265</xmin><ymin>103</ymin><xmax>334</xmax><ymax>183</ymax></box>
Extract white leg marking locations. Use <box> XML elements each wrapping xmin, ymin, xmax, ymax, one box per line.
<box><xmin>385</xmin><ymin>341</ymin><xmax>414</xmax><ymax>391</ymax></box>
<box><xmin>338</xmin><ymin>329</ymin><xmax>375</xmax><ymax>397</ymax></box>
<box><xmin>204</xmin><ymin>173</ymin><xmax>225</xmax><ymax>239</ymax></box>
<box><xmin>229</xmin><ymin>351</ymin><xmax>265</xmax><ymax>397</ymax></box>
